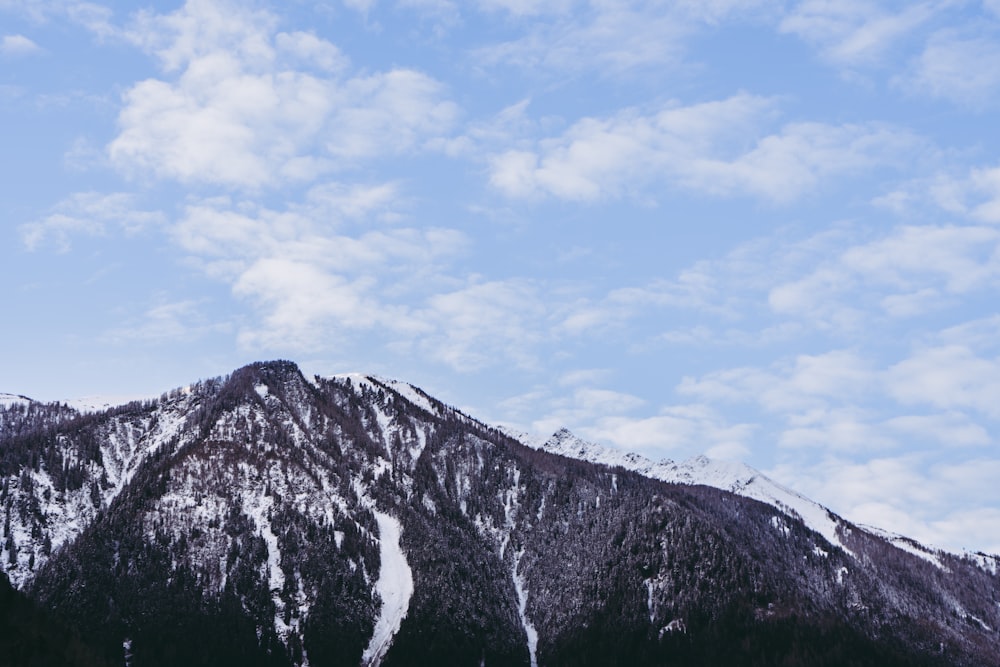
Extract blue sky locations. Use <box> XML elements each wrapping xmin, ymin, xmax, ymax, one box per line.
<box><xmin>4</xmin><ymin>0</ymin><xmax>1000</xmax><ymax>554</ymax></box>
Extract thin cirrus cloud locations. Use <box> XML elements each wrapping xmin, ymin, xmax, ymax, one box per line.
<box><xmin>896</xmin><ymin>28</ymin><xmax>1000</xmax><ymax>107</ymax></box>
<box><xmin>488</xmin><ymin>94</ymin><xmax>917</xmax><ymax>203</ymax></box>
<box><xmin>778</xmin><ymin>0</ymin><xmax>937</xmax><ymax>68</ymax></box>
<box><xmin>107</xmin><ymin>0</ymin><xmax>458</xmax><ymax>189</ymax></box>
<box><xmin>768</xmin><ymin>224</ymin><xmax>1000</xmax><ymax>325</ymax></box>
<box><xmin>1</xmin><ymin>34</ymin><xmax>42</xmax><ymax>55</ymax></box>
<box><xmin>473</xmin><ymin>0</ymin><xmax>776</xmax><ymax>74</ymax></box>
<box><xmin>20</xmin><ymin>192</ymin><xmax>165</xmax><ymax>252</ymax></box>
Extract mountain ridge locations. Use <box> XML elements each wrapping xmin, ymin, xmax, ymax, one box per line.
<box><xmin>1</xmin><ymin>360</ymin><xmax>998</xmax><ymax>666</ymax></box>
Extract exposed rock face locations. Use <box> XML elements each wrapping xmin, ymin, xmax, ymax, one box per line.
<box><xmin>1</xmin><ymin>361</ymin><xmax>998</xmax><ymax>666</ymax></box>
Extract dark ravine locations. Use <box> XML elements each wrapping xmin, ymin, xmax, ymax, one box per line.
<box><xmin>1</xmin><ymin>360</ymin><xmax>998</xmax><ymax>666</ymax></box>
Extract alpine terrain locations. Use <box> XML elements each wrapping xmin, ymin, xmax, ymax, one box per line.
<box><xmin>1</xmin><ymin>361</ymin><xmax>998</xmax><ymax>666</ymax></box>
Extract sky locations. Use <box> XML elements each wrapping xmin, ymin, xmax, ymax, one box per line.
<box><xmin>3</xmin><ymin>0</ymin><xmax>1000</xmax><ymax>554</ymax></box>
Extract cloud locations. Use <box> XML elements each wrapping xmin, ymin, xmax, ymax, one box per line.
<box><xmin>579</xmin><ymin>404</ymin><xmax>756</xmax><ymax>459</ymax></box>
<box><xmin>474</xmin><ymin>0</ymin><xmax>572</xmax><ymax>17</ymax></box>
<box><xmin>473</xmin><ymin>0</ymin><xmax>774</xmax><ymax>74</ymax></box>
<box><xmin>415</xmin><ymin>279</ymin><xmax>549</xmax><ymax>371</ymax></box>
<box><xmin>488</xmin><ymin>94</ymin><xmax>916</xmax><ymax>203</ymax></box>
<box><xmin>343</xmin><ymin>0</ymin><xmax>379</xmax><ymax>15</ymax></box>
<box><xmin>103</xmin><ymin>300</ymin><xmax>228</xmax><ymax>344</ymax></box>
<box><xmin>771</xmin><ymin>455</ymin><xmax>1000</xmax><ymax>552</ymax></box>
<box><xmin>503</xmin><ymin>374</ymin><xmax>755</xmax><ymax>459</ymax></box>
<box><xmin>886</xmin><ymin>345</ymin><xmax>1000</xmax><ymax>418</ymax></box>
<box><xmin>20</xmin><ymin>192</ymin><xmax>165</xmax><ymax>252</ymax></box>
<box><xmin>898</xmin><ymin>28</ymin><xmax>1000</xmax><ymax>107</ymax></box>
<box><xmin>171</xmin><ymin>188</ymin><xmax>469</xmax><ymax>352</ymax></box>
<box><xmin>1</xmin><ymin>34</ymin><xmax>42</xmax><ymax>55</ymax></box>
<box><xmin>108</xmin><ymin>0</ymin><xmax>457</xmax><ymax>188</ymax></box>
<box><xmin>768</xmin><ymin>225</ymin><xmax>1000</xmax><ymax>326</ymax></box>
<box><xmin>890</xmin><ymin>165</ymin><xmax>1000</xmax><ymax>224</ymax></box>
<box><xmin>779</xmin><ymin>0</ymin><xmax>936</xmax><ymax>68</ymax></box>
<box><xmin>678</xmin><ymin>349</ymin><xmax>875</xmax><ymax>414</ymax></box>
<box><xmin>233</xmin><ymin>258</ymin><xmax>398</xmax><ymax>349</ymax></box>
<box><xmin>474</xmin><ymin>2</ymin><xmax>689</xmax><ymax>74</ymax></box>
<box><xmin>885</xmin><ymin>413</ymin><xmax>991</xmax><ymax>447</ymax></box>
<box><xmin>779</xmin><ymin>407</ymin><xmax>895</xmax><ymax>450</ymax></box>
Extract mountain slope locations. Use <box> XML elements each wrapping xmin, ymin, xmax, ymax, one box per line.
<box><xmin>1</xmin><ymin>361</ymin><xmax>998</xmax><ymax>666</ymax></box>
<box><xmin>528</xmin><ymin>427</ymin><xmax>1000</xmax><ymax>570</ymax></box>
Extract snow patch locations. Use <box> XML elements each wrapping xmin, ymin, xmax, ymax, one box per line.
<box><xmin>529</xmin><ymin>429</ymin><xmax>859</xmax><ymax>558</ymax></box>
<box><xmin>512</xmin><ymin>550</ymin><xmax>539</xmax><ymax>667</ymax></box>
<box><xmin>0</xmin><ymin>393</ymin><xmax>32</xmax><ymax>407</ymax></box>
<box><xmin>646</xmin><ymin>579</ymin><xmax>655</xmax><ymax>623</ymax></box>
<box><xmin>376</xmin><ymin>377</ymin><xmax>440</xmax><ymax>417</ymax></box>
<box><xmin>63</xmin><ymin>393</ymin><xmax>154</xmax><ymax>413</ymax></box>
<box><xmin>361</xmin><ymin>512</ymin><xmax>413</xmax><ymax>667</ymax></box>
<box><xmin>861</xmin><ymin>525</ymin><xmax>949</xmax><ymax>571</ymax></box>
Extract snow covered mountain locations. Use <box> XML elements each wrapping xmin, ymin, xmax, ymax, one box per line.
<box><xmin>1</xmin><ymin>361</ymin><xmax>998</xmax><ymax>666</ymax></box>
<box><xmin>527</xmin><ymin>427</ymin><xmax>988</xmax><ymax>569</ymax></box>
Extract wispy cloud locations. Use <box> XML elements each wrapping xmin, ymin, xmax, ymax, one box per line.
<box><xmin>897</xmin><ymin>28</ymin><xmax>1000</xmax><ymax>108</ymax></box>
<box><xmin>1</xmin><ymin>34</ymin><xmax>42</xmax><ymax>56</ymax></box>
<box><xmin>473</xmin><ymin>0</ymin><xmax>774</xmax><ymax>75</ymax></box>
<box><xmin>780</xmin><ymin>0</ymin><xmax>937</xmax><ymax>69</ymax></box>
<box><xmin>103</xmin><ymin>300</ymin><xmax>229</xmax><ymax>344</ymax></box>
<box><xmin>20</xmin><ymin>192</ymin><xmax>165</xmax><ymax>252</ymax></box>
<box><xmin>769</xmin><ymin>224</ymin><xmax>1000</xmax><ymax>327</ymax></box>
<box><xmin>488</xmin><ymin>94</ymin><xmax>916</xmax><ymax>203</ymax></box>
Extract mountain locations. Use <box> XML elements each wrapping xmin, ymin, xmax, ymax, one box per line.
<box><xmin>1</xmin><ymin>360</ymin><xmax>998</xmax><ymax>666</ymax></box>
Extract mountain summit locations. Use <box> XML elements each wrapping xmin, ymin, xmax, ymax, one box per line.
<box><xmin>1</xmin><ymin>361</ymin><xmax>998</xmax><ymax>666</ymax></box>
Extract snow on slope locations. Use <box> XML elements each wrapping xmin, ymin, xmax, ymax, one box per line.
<box><xmin>361</xmin><ymin>512</ymin><xmax>414</xmax><ymax>667</ymax></box>
<box><xmin>861</xmin><ymin>525</ymin><xmax>948</xmax><ymax>570</ymax></box>
<box><xmin>63</xmin><ymin>393</ymin><xmax>156</xmax><ymax>413</ymax></box>
<box><xmin>526</xmin><ymin>428</ymin><xmax>859</xmax><ymax>557</ymax></box>
<box><xmin>0</xmin><ymin>392</ymin><xmax>32</xmax><ymax>407</ymax></box>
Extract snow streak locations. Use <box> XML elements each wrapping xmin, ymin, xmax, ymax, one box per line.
<box><xmin>512</xmin><ymin>550</ymin><xmax>539</xmax><ymax>667</ymax></box>
<box><xmin>361</xmin><ymin>512</ymin><xmax>413</xmax><ymax>667</ymax></box>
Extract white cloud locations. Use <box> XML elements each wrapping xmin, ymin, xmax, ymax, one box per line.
<box><xmin>887</xmin><ymin>345</ymin><xmax>1000</xmax><ymax>418</ymax></box>
<box><xmin>108</xmin><ymin>0</ymin><xmax>457</xmax><ymax>188</ymax></box>
<box><xmin>1</xmin><ymin>34</ymin><xmax>41</xmax><ymax>55</ymax></box>
<box><xmin>474</xmin><ymin>2</ymin><xmax>689</xmax><ymax>74</ymax></box>
<box><xmin>902</xmin><ymin>165</ymin><xmax>1000</xmax><ymax>224</ymax></box>
<box><xmin>170</xmin><ymin>188</ymin><xmax>469</xmax><ymax>352</ymax></box>
<box><xmin>20</xmin><ymin>192</ymin><xmax>164</xmax><ymax>252</ymax></box>
<box><xmin>780</xmin><ymin>0</ymin><xmax>936</xmax><ymax>68</ymax></box>
<box><xmin>780</xmin><ymin>407</ymin><xmax>895</xmax><ymax>450</ymax></box>
<box><xmin>233</xmin><ymin>258</ymin><xmax>394</xmax><ymax>349</ymax></box>
<box><xmin>415</xmin><ymin>280</ymin><xmax>548</xmax><ymax>371</ymax></box>
<box><xmin>768</xmin><ymin>225</ymin><xmax>1000</xmax><ymax>326</ymax></box>
<box><xmin>580</xmin><ymin>404</ymin><xmax>756</xmax><ymax>458</ymax></box>
<box><xmin>474</xmin><ymin>0</ymin><xmax>572</xmax><ymax>17</ymax></box>
<box><xmin>772</xmin><ymin>455</ymin><xmax>1000</xmax><ymax>552</ymax></box>
<box><xmin>678</xmin><ymin>349</ymin><xmax>875</xmax><ymax>414</ymax></box>
<box><xmin>885</xmin><ymin>413</ymin><xmax>991</xmax><ymax>447</ymax></box>
<box><xmin>899</xmin><ymin>29</ymin><xmax>1000</xmax><ymax>107</ymax></box>
<box><xmin>488</xmin><ymin>94</ymin><xmax>915</xmax><ymax>203</ymax></box>
<box><xmin>343</xmin><ymin>0</ymin><xmax>379</xmax><ymax>15</ymax></box>
<box><xmin>103</xmin><ymin>300</ymin><xmax>228</xmax><ymax>344</ymax></box>
<box><xmin>473</xmin><ymin>0</ymin><xmax>775</xmax><ymax>74</ymax></box>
